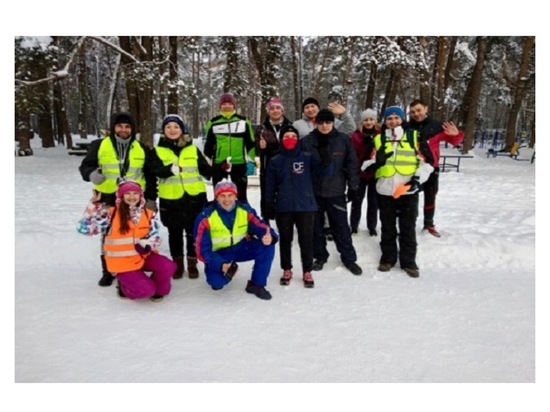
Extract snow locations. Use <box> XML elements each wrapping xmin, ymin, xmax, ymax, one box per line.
<box><xmin>10</xmin><ymin>137</ymin><xmax>546</xmax><ymax>411</ymax></box>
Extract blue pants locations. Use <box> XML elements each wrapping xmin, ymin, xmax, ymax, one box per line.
<box><xmin>205</xmin><ymin>239</ymin><xmax>275</xmax><ymax>289</ymax></box>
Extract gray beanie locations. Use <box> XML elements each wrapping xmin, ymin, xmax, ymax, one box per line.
<box><xmin>361</xmin><ymin>109</ymin><xmax>377</xmax><ymax>121</ymax></box>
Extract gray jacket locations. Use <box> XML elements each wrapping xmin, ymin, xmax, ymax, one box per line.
<box><xmin>293</xmin><ymin>111</ymin><xmax>356</xmax><ymax>138</ymax></box>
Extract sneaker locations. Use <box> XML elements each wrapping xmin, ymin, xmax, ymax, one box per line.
<box><xmin>116</xmin><ymin>282</ymin><xmax>127</xmax><ymax>299</ymax></box>
<box><xmin>280</xmin><ymin>269</ymin><xmax>293</xmax><ymax>286</ymax></box>
<box><xmin>403</xmin><ymin>267</ymin><xmax>420</xmax><ymax>278</ymax></box>
<box><xmin>344</xmin><ymin>262</ymin><xmax>363</xmax><ymax>275</ymax></box>
<box><xmin>423</xmin><ymin>225</ymin><xmax>441</xmax><ymax>238</ymax></box>
<box><xmin>245</xmin><ymin>280</ymin><xmax>272</xmax><ymax>300</ymax></box>
<box><xmin>377</xmin><ymin>262</ymin><xmax>393</xmax><ymax>272</ymax></box>
<box><xmin>303</xmin><ymin>272</ymin><xmax>315</xmax><ymax>288</ymax></box>
<box><xmin>312</xmin><ymin>259</ymin><xmax>326</xmax><ymax>271</ymax></box>
<box><xmin>150</xmin><ymin>294</ymin><xmax>164</xmax><ymax>302</ymax></box>
<box><xmin>98</xmin><ymin>272</ymin><xmax>114</xmax><ymax>287</ymax></box>
<box><xmin>369</xmin><ymin>229</ymin><xmax>377</xmax><ymax>237</ymax></box>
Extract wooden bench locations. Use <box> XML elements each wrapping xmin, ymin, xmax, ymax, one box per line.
<box><xmin>68</xmin><ymin>141</ymin><xmax>92</xmax><ymax>156</ymax></box>
<box><xmin>440</xmin><ymin>155</ymin><xmax>473</xmax><ymax>172</ymax></box>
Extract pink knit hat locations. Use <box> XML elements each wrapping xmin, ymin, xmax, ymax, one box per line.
<box><xmin>214</xmin><ymin>179</ymin><xmax>238</xmax><ymax>198</ymax></box>
<box><xmin>116</xmin><ymin>180</ymin><xmax>143</xmax><ymax>200</ymax></box>
<box><xmin>265</xmin><ymin>97</ymin><xmax>284</xmax><ymax>112</ymax></box>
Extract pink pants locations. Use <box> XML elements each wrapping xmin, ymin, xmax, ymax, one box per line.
<box><xmin>116</xmin><ymin>253</ymin><xmax>176</xmax><ymax>300</ymax></box>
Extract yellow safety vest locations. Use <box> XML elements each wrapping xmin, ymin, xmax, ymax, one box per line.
<box><xmin>155</xmin><ymin>145</ymin><xmax>206</xmax><ymax>199</ymax></box>
<box><xmin>95</xmin><ymin>138</ymin><xmax>146</xmax><ymax>194</ymax></box>
<box><xmin>207</xmin><ymin>207</ymin><xmax>248</xmax><ymax>251</ymax></box>
<box><xmin>374</xmin><ymin>130</ymin><xmax>419</xmax><ymax>178</ymax></box>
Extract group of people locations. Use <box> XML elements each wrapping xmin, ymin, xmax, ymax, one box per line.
<box><xmin>77</xmin><ymin>93</ymin><xmax>463</xmax><ymax>302</ymax></box>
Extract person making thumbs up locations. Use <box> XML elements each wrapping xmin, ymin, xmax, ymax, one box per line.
<box><xmin>194</xmin><ymin>179</ymin><xmax>278</xmax><ymax>300</ymax></box>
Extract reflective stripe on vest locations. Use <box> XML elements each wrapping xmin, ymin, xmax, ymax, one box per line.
<box><xmin>156</xmin><ymin>145</ymin><xmax>207</xmax><ymax>199</ymax></box>
<box><xmin>374</xmin><ymin>131</ymin><xmax>419</xmax><ymax>178</ymax></box>
<box><xmin>95</xmin><ymin>138</ymin><xmax>146</xmax><ymax>194</ymax></box>
<box><xmin>207</xmin><ymin>208</ymin><xmax>248</xmax><ymax>251</ymax></box>
<box><xmin>103</xmin><ymin>207</ymin><xmax>151</xmax><ymax>273</ymax></box>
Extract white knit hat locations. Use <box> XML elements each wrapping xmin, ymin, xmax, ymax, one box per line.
<box><xmin>361</xmin><ymin>109</ymin><xmax>377</xmax><ymax>121</ymax></box>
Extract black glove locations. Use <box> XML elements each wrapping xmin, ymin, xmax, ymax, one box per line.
<box><xmin>406</xmin><ymin>176</ymin><xmax>421</xmax><ymax>194</ymax></box>
<box><xmin>265</xmin><ymin>203</ymin><xmax>276</xmax><ymax>220</ymax></box>
<box><xmin>346</xmin><ymin>189</ymin><xmax>357</xmax><ymax>203</ymax></box>
<box><xmin>145</xmin><ymin>199</ymin><xmax>158</xmax><ymax>212</ymax></box>
<box><xmin>375</xmin><ymin>149</ymin><xmax>393</xmax><ymax>166</ymax></box>
<box><xmin>223</xmin><ymin>261</ymin><xmax>239</xmax><ymax>281</ymax></box>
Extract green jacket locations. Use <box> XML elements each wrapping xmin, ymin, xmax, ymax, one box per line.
<box><xmin>203</xmin><ymin>113</ymin><xmax>256</xmax><ymax>164</ymax></box>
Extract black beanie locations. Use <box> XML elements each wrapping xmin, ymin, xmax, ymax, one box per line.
<box><xmin>279</xmin><ymin>124</ymin><xmax>300</xmax><ymax>139</ymax></box>
<box><xmin>316</xmin><ymin>108</ymin><xmax>335</xmax><ymax>123</ymax></box>
<box><xmin>110</xmin><ymin>112</ymin><xmax>136</xmax><ymax>137</ymax></box>
<box><xmin>302</xmin><ymin>97</ymin><xmax>320</xmax><ymax>111</ymax></box>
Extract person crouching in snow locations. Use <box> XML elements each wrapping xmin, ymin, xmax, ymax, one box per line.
<box><xmin>373</xmin><ymin>106</ymin><xmax>434</xmax><ymax>278</ymax></box>
<box><xmin>77</xmin><ymin>180</ymin><xmax>176</xmax><ymax>301</ymax></box>
<box><xmin>193</xmin><ymin>179</ymin><xmax>278</xmax><ymax>300</ymax></box>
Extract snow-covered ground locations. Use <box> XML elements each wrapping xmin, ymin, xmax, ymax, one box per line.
<box><xmin>10</xmin><ymin>136</ymin><xmax>545</xmax><ymax>411</ymax></box>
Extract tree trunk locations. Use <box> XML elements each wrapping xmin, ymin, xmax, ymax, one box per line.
<box><xmin>167</xmin><ymin>36</ymin><xmax>179</xmax><ymax>114</ymax></box>
<box><xmin>432</xmin><ymin>36</ymin><xmax>447</xmax><ymax>119</ymax></box>
<box><xmin>462</xmin><ymin>37</ymin><xmax>489</xmax><ymax>152</ymax></box>
<box><xmin>312</xmin><ymin>37</ymin><xmax>332</xmax><ymax>100</ymax></box>
<box><xmin>504</xmin><ymin>36</ymin><xmax>535</xmax><ymax>149</ymax></box>
<box><xmin>364</xmin><ymin>62</ymin><xmax>377</xmax><ymax>112</ymax></box>
<box><xmin>341</xmin><ymin>37</ymin><xmax>357</xmax><ymax>105</ymax></box>
<box><xmin>53</xmin><ymin>81</ymin><xmax>73</xmax><ymax>149</ymax></box>
<box><xmin>417</xmin><ymin>36</ymin><xmax>431</xmax><ymax>107</ymax></box>
<box><xmin>290</xmin><ymin>36</ymin><xmax>301</xmax><ymax>120</ymax></box>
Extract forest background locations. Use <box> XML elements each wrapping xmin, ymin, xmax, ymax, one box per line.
<box><xmin>13</xmin><ymin>33</ymin><xmax>535</xmax><ymax>157</ymax></box>
<box><xmin>5</xmin><ymin>1</ymin><xmax>547</xmax><ymax>411</ymax></box>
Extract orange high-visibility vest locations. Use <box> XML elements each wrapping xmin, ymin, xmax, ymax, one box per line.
<box><xmin>103</xmin><ymin>207</ymin><xmax>152</xmax><ymax>273</ymax></box>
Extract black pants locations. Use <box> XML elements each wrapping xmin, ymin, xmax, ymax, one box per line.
<box><xmin>212</xmin><ymin>163</ymin><xmax>248</xmax><ymax>203</ymax></box>
<box><xmin>350</xmin><ymin>178</ymin><xmax>378</xmax><ymax>231</ymax></box>
<box><xmin>313</xmin><ymin>195</ymin><xmax>357</xmax><ymax>265</ymax></box>
<box><xmin>377</xmin><ymin>192</ymin><xmax>419</xmax><ymax>269</ymax></box>
<box><xmin>259</xmin><ymin>172</ymin><xmax>268</xmax><ymax>221</ymax></box>
<box><xmin>275</xmin><ymin>211</ymin><xmax>315</xmax><ymax>273</ymax></box>
<box><xmin>422</xmin><ymin>167</ymin><xmax>439</xmax><ymax>227</ymax></box>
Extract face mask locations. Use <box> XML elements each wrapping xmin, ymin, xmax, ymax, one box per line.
<box><xmin>282</xmin><ymin>137</ymin><xmax>298</xmax><ymax>150</ymax></box>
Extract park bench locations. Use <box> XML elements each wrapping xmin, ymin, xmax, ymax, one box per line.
<box><xmin>440</xmin><ymin>154</ymin><xmax>473</xmax><ymax>173</ymax></box>
<box><xmin>68</xmin><ymin>140</ymin><xmax>91</xmax><ymax>156</ymax></box>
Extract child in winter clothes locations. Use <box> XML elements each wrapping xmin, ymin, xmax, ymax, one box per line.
<box><xmin>373</xmin><ymin>106</ymin><xmax>434</xmax><ymax>278</ymax></box>
<box><xmin>194</xmin><ymin>180</ymin><xmax>278</xmax><ymax>300</ymax></box>
<box><xmin>265</xmin><ymin>125</ymin><xmax>318</xmax><ymax>288</ymax></box>
<box><xmin>151</xmin><ymin>114</ymin><xmax>212</xmax><ymax>279</ymax></box>
<box><xmin>77</xmin><ymin>181</ymin><xmax>176</xmax><ymax>301</ymax></box>
<box><xmin>350</xmin><ymin>109</ymin><xmax>380</xmax><ymax>236</ymax></box>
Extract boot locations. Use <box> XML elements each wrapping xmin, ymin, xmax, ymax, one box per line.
<box><xmin>187</xmin><ymin>257</ymin><xmax>199</xmax><ymax>279</ymax></box>
<box><xmin>173</xmin><ymin>256</ymin><xmax>184</xmax><ymax>279</ymax></box>
<box><xmin>98</xmin><ymin>255</ymin><xmax>114</xmax><ymax>287</ymax></box>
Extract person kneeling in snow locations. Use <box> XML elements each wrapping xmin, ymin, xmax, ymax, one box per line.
<box><xmin>77</xmin><ymin>180</ymin><xmax>176</xmax><ymax>301</ymax></box>
<box><xmin>194</xmin><ymin>179</ymin><xmax>278</xmax><ymax>300</ymax></box>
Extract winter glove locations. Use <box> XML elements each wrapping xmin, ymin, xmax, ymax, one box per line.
<box><xmin>89</xmin><ymin>169</ymin><xmax>106</xmax><ymax>185</ymax></box>
<box><xmin>171</xmin><ymin>161</ymin><xmax>181</xmax><ymax>176</ymax></box>
<box><xmin>393</xmin><ymin>177</ymin><xmax>421</xmax><ymax>199</ymax></box>
<box><xmin>415</xmin><ymin>163</ymin><xmax>434</xmax><ymax>184</ymax></box>
<box><xmin>346</xmin><ymin>189</ymin><xmax>358</xmax><ymax>203</ymax></box>
<box><xmin>223</xmin><ymin>261</ymin><xmax>239</xmax><ymax>281</ymax></box>
<box><xmin>375</xmin><ymin>149</ymin><xmax>393</xmax><ymax>166</ymax></box>
<box><xmin>137</xmin><ymin>237</ymin><xmax>156</xmax><ymax>248</ymax></box>
<box><xmin>145</xmin><ymin>199</ymin><xmax>157</xmax><ymax>212</ymax></box>
<box><xmin>361</xmin><ymin>158</ymin><xmax>376</xmax><ymax>171</ymax></box>
<box><xmin>220</xmin><ymin>156</ymin><xmax>232</xmax><ymax>172</ymax></box>
<box><xmin>265</xmin><ymin>203</ymin><xmax>276</xmax><ymax>220</ymax></box>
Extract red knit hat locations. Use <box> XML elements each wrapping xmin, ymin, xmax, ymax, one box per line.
<box><xmin>219</xmin><ymin>93</ymin><xmax>237</xmax><ymax>107</ymax></box>
<box><xmin>214</xmin><ymin>179</ymin><xmax>238</xmax><ymax>198</ymax></box>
